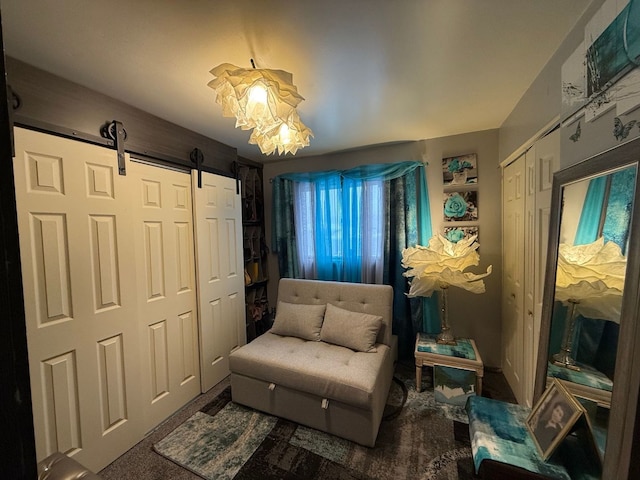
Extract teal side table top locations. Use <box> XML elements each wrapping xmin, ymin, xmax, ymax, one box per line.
<box><xmin>416</xmin><ymin>333</ymin><xmax>476</xmax><ymax>360</ymax></box>
<box><xmin>547</xmin><ymin>362</ymin><xmax>613</xmax><ymax>392</ymax></box>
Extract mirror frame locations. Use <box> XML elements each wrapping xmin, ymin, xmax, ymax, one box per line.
<box><xmin>535</xmin><ymin>137</ymin><xmax>640</xmax><ymax>479</ymax></box>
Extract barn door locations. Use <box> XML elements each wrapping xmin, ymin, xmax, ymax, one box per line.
<box><xmin>192</xmin><ymin>171</ymin><xmax>245</xmax><ymax>392</ymax></box>
<box><xmin>13</xmin><ymin>127</ymin><xmax>143</xmax><ymax>471</ymax></box>
<box><xmin>128</xmin><ymin>158</ymin><xmax>200</xmax><ymax>430</ymax></box>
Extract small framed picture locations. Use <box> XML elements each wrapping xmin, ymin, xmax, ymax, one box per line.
<box><xmin>443</xmin><ymin>226</ymin><xmax>478</xmax><ymax>244</ymax></box>
<box><xmin>443</xmin><ymin>190</ymin><xmax>478</xmax><ymax>222</ymax></box>
<box><xmin>526</xmin><ymin>378</ymin><xmax>584</xmax><ymax>460</ymax></box>
<box><xmin>442</xmin><ymin>153</ymin><xmax>478</xmax><ymax>186</ymax></box>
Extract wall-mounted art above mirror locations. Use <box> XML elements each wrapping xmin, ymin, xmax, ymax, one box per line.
<box><xmin>535</xmin><ymin>137</ymin><xmax>640</xmax><ymax>479</ymax></box>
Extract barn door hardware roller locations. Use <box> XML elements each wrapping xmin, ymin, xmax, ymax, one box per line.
<box><xmin>190</xmin><ymin>148</ymin><xmax>204</xmax><ymax>188</ymax></box>
<box><xmin>101</xmin><ymin>120</ymin><xmax>127</xmax><ymax>175</ymax></box>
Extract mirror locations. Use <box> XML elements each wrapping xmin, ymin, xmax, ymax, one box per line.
<box><xmin>535</xmin><ymin>137</ymin><xmax>640</xmax><ymax>479</ymax></box>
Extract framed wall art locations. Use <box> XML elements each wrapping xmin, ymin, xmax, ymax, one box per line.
<box><xmin>443</xmin><ymin>226</ymin><xmax>478</xmax><ymax>244</ymax></box>
<box><xmin>442</xmin><ymin>153</ymin><xmax>478</xmax><ymax>186</ymax></box>
<box><xmin>443</xmin><ymin>190</ymin><xmax>478</xmax><ymax>222</ymax></box>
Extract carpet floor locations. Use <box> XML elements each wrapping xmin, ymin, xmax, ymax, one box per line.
<box><xmin>99</xmin><ymin>362</ymin><xmax>515</xmax><ymax>480</ymax></box>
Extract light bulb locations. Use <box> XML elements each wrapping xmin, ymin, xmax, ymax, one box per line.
<box><xmin>279</xmin><ymin>123</ymin><xmax>291</xmax><ymax>144</ymax></box>
<box><xmin>248</xmin><ymin>83</ymin><xmax>267</xmax><ymax>105</ymax></box>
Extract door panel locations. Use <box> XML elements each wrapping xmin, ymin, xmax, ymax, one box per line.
<box><xmin>13</xmin><ymin>128</ymin><xmax>142</xmax><ymax>471</ymax></box>
<box><xmin>502</xmin><ymin>156</ymin><xmax>525</xmax><ymax>403</ymax></box>
<box><xmin>192</xmin><ymin>171</ymin><xmax>245</xmax><ymax>392</ymax></box>
<box><xmin>128</xmin><ymin>158</ymin><xmax>200</xmax><ymax>430</ymax></box>
<box><xmin>524</xmin><ymin>148</ymin><xmax>536</xmax><ymax>406</ymax></box>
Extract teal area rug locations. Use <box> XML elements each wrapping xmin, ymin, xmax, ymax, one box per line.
<box><xmin>154</xmin><ymin>403</ymin><xmax>277</xmax><ymax>480</ymax></box>
<box><xmin>153</xmin><ymin>365</ymin><xmax>476</xmax><ymax>479</ymax></box>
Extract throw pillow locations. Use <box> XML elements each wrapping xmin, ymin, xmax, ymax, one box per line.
<box><xmin>270</xmin><ymin>301</ymin><xmax>326</xmax><ymax>341</ymax></box>
<box><xmin>320</xmin><ymin>303</ymin><xmax>382</xmax><ymax>352</ymax></box>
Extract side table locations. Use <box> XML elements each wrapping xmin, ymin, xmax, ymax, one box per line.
<box><xmin>414</xmin><ymin>332</ymin><xmax>484</xmax><ymax>394</ymax></box>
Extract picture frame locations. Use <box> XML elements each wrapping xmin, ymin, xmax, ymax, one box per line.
<box><xmin>433</xmin><ymin>364</ymin><xmax>476</xmax><ymax>407</ymax></box>
<box><xmin>443</xmin><ymin>226</ymin><xmax>478</xmax><ymax>244</ymax></box>
<box><xmin>443</xmin><ymin>190</ymin><xmax>478</xmax><ymax>222</ymax></box>
<box><xmin>526</xmin><ymin>378</ymin><xmax>585</xmax><ymax>460</ymax></box>
<box><xmin>442</xmin><ymin>153</ymin><xmax>478</xmax><ymax>186</ymax></box>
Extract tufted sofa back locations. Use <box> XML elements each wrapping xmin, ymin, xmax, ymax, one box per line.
<box><xmin>277</xmin><ymin>278</ymin><xmax>394</xmax><ymax>347</ymax></box>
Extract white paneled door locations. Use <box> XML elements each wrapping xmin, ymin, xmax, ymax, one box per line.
<box><xmin>192</xmin><ymin>171</ymin><xmax>246</xmax><ymax>392</ymax></box>
<box><xmin>128</xmin><ymin>159</ymin><xmax>200</xmax><ymax>430</ymax></box>
<box><xmin>502</xmin><ymin>155</ymin><xmax>525</xmax><ymax>403</ymax></box>
<box><xmin>501</xmin><ymin>130</ymin><xmax>560</xmax><ymax>406</ymax></box>
<box><xmin>13</xmin><ymin>128</ymin><xmax>245</xmax><ymax>472</ymax></box>
<box><xmin>13</xmin><ymin>128</ymin><xmax>143</xmax><ymax>471</ymax></box>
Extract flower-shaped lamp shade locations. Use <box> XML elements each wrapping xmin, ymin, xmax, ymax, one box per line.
<box><xmin>555</xmin><ymin>237</ymin><xmax>627</xmax><ymax>322</ymax></box>
<box><xmin>249</xmin><ymin>110</ymin><xmax>314</xmax><ymax>156</ymax></box>
<box><xmin>401</xmin><ymin>234</ymin><xmax>492</xmax><ymax>298</ymax></box>
<box><xmin>208</xmin><ymin>63</ymin><xmax>305</xmax><ymax>133</ymax></box>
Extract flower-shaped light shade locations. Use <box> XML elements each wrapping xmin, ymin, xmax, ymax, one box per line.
<box><xmin>401</xmin><ymin>234</ymin><xmax>492</xmax><ymax>298</ymax></box>
<box><xmin>555</xmin><ymin>237</ymin><xmax>627</xmax><ymax>322</ymax></box>
<box><xmin>208</xmin><ymin>63</ymin><xmax>312</xmax><ymax>155</ymax></box>
<box><xmin>249</xmin><ymin>110</ymin><xmax>314</xmax><ymax>156</ymax></box>
<box><xmin>208</xmin><ymin>63</ymin><xmax>305</xmax><ymax>132</ymax></box>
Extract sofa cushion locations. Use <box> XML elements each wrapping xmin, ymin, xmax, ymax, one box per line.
<box><xmin>320</xmin><ymin>303</ymin><xmax>382</xmax><ymax>352</ymax></box>
<box><xmin>229</xmin><ymin>332</ymin><xmax>391</xmax><ymax>409</ymax></box>
<box><xmin>270</xmin><ymin>301</ymin><xmax>326</xmax><ymax>341</ymax></box>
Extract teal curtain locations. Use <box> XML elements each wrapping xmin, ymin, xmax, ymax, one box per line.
<box><xmin>272</xmin><ymin>161</ymin><xmax>437</xmax><ymax>358</ymax></box>
<box><xmin>601</xmin><ymin>168</ymin><xmax>636</xmax><ymax>252</ymax></box>
<box><xmin>574</xmin><ymin>175</ymin><xmax>607</xmax><ymax>246</ymax></box>
<box><xmin>382</xmin><ymin>170</ymin><xmax>438</xmax><ymax>358</ymax></box>
<box><xmin>574</xmin><ymin>167</ymin><xmax>636</xmax><ymax>251</ymax></box>
<box><xmin>271</xmin><ymin>177</ymin><xmax>301</xmax><ymax>279</ymax></box>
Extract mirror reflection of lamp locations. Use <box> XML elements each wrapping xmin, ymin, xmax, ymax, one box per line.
<box><xmin>553</xmin><ymin>237</ymin><xmax>626</xmax><ymax>370</ymax></box>
<box><xmin>401</xmin><ymin>234</ymin><xmax>492</xmax><ymax>345</ymax></box>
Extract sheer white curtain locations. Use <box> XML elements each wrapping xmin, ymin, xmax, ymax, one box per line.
<box><xmin>361</xmin><ymin>179</ymin><xmax>385</xmax><ymax>283</ymax></box>
<box><xmin>293</xmin><ymin>181</ymin><xmax>316</xmax><ymax>278</ymax></box>
<box><xmin>292</xmin><ymin>178</ymin><xmax>385</xmax><ymax>283</ymax></box>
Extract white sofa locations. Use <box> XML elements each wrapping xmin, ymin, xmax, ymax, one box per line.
<box><xmin>229</xmin><ymin>278</ymin><xmax>395</xmax><ymax>447</ymax></box>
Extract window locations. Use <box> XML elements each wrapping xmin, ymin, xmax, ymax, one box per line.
<box><xmin>293</xmin><ymin>177</ymin><xmax>385</xmax><ymax>283</ymax></box>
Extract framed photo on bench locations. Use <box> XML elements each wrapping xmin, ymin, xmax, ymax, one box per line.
<box><xmin>526</xmin><ymin>378</ymin><xmax>584</xmax><ymax>460</ymax></box>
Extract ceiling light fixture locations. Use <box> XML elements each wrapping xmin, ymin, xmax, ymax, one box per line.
<box><xmin>208</xmin><ymin>60</ymin><xmax>313</xmax><ymax>155</ymax></box>
<box><xmin>249</xmin><ymin>110</ymin><xmax>313</xmax><ymax>156</ymax></box>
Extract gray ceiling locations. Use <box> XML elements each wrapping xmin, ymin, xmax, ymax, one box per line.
<box><xmin>0</xmin><ymin>0</ymin><xmax>592</xmax><ymax>162</ymax></box>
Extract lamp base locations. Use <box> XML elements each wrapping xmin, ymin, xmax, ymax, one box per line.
<box><xmin>552</xmin><ymin>299</ymin><xmax>581</xmax><ymax>371</ymax></box>
<box><xmin>552</xmin><ymin>351</ymin><xmax>581</xmax><ymax>371</ymax></box>
<box><xmin>436</xmin><ymin>327</ymin><xmax>457</xmax><ymax>345</ymax></box>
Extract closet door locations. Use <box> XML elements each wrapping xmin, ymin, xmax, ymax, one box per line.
<box><xmin>13</xmin><ymin>128</ymin><xmax>143</xmax><ymax>471</ymax></box>
<box><xmin>129</xmin><ymin>159</ymin><xmax>200</xmax><ymax>430</ymax></box>
<box><xmin>527</xmin><ymin>131</ymin><xmax>560</xmax><ymax>405</ymax></box>
<box><xmin>502</xmin><ymin>155</ymin><xmax>525</xmax><ymax>403</ymax></box>
<box><xmin>502</xmin><ymin>130</ymin><xmax>560</xmax><ymax>406</ymax></box>
<box><xmin>524</xmin><ymin>146</ymin><xmax>537</xmax><ymax>406</ymax></box>
<box><xmin>192</xmin><ymin>171</ymin><xmax>245</xmax><ymax>392</ymax></box>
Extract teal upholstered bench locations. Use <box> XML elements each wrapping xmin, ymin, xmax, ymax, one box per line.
<box><xmin>466</xmin><ymin>396</ymin><xmax>601</xmax><ymax>480</ymax></box>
